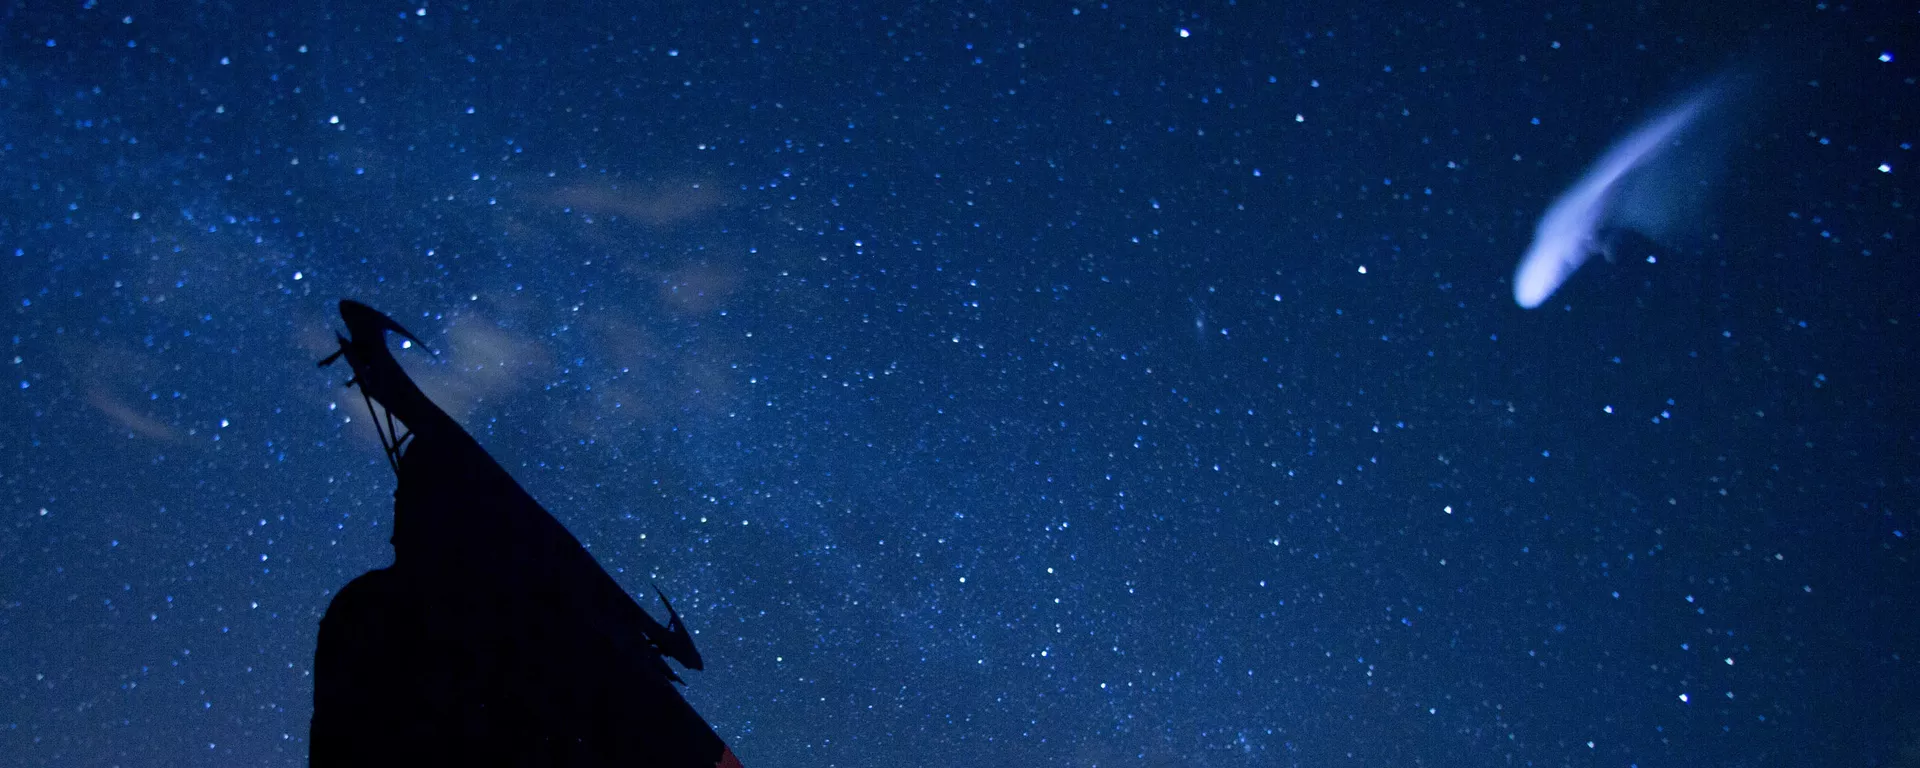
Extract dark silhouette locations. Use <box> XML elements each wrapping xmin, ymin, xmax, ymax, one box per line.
<box><xmin>312</xmin><ymin>300</ymin><xmax>742</xmax><ymax>767</ymax></box>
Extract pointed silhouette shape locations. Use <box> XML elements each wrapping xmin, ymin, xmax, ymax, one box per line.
<box><xmin>311</xmin><ymin>300</ymin><xmax>743</xmax><ymax>767</ymax></box>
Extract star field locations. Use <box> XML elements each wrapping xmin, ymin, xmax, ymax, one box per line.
<box><xmin>2</xmin><ymin>1</ymin><xmax>1916</xmax><ymax>765</ymax></box>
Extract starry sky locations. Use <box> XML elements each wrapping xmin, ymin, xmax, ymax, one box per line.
<box><xmin>3</xmin><ymin>1</ymin><xmax>1916</xmax><ymax>766</ymax></box>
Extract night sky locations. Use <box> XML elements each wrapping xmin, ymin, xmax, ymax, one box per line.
<box><xmin>4</xmin><ymin>1</ymin><xmax>1916</xmax><ymax>766</ymax></box>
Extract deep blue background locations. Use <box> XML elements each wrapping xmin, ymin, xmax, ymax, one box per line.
<box><xmin>3</xmin><ymin>1</ymin><xmax>1915</xmax><ymax>765</ymax></box>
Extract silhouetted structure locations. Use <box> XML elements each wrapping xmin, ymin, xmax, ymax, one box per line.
<box><xmin>312</xmin><ymin>300</ymin><xmax>742</xmax><ymax>767</ymax></box>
